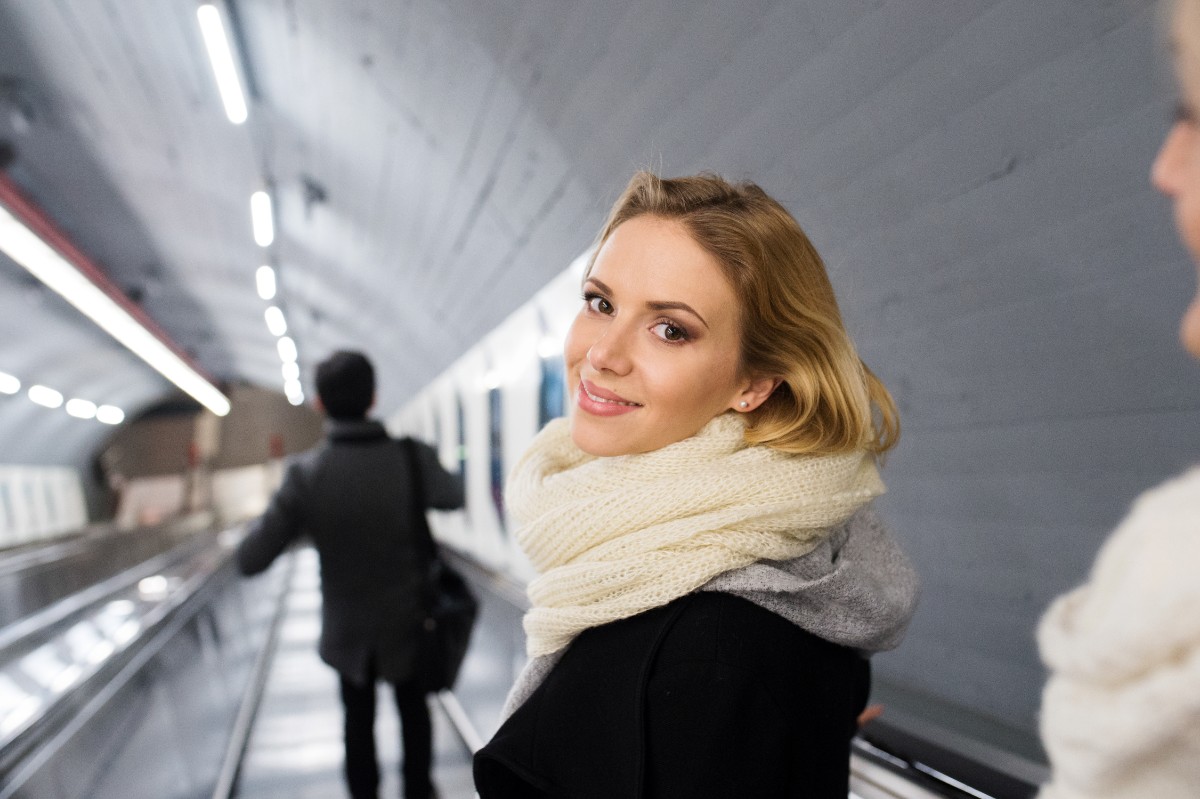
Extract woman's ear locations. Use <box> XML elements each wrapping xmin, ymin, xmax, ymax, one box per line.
<box><xmin>732</xmin><ymin>376</ymin><xmax>782</xmax><ymax>412</ymax></box>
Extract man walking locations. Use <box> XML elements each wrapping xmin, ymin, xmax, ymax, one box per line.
<box><xmin>238</xmin><ymin>350</ymin><xmax>463</xmax><ymax>799</ymax></box>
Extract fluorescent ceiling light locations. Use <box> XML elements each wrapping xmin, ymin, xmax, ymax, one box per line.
<box><xmin>196</xmin><ymin>4</ymin><xmax>248</xmax><ymax>124</ymax></box>
<box><xmin>96</xmin><ymin>405</ymin><xmax>125</xmax><ymax>425</ymax></box>
<box><xmin>28</xmin><ymin>385</ymin><xmax>63</xmax><ymax>408</ymax></box>
<box><xmin>0</xmin><ymin>371</ymin><xmax>18</xmax><ymax>394</ymax></box>
<box><xmin>0</xmin><ymin>203</ymin><xmax>231</xmax><ymax>416</ymax></box>
<box><xmin>281</xmin><ymin>361</ymin><xmax>299</xmax><ymax>381</ymax></box>
<box><xmin>65</xmin><ymin>398</ymin><xmax>97</xmax><ymax>419</ymax></box>
<box><xmin>264</xmin><ymin>305</ymin><xmax>287</xmax><ymax>336</ymax></box>
<box><xmin>277</xmin><ymin>335</ymin><xmax>297</xmax><ymax>363</ymax></box>
<box><xmin>285</xmin><ymin>376</ymin><xmax>304</xmax><ymax>406</ymax></box>
<box><xmin>256</xmin><ymin>265</ymin><xmax>276</xmax><ymax>299</ymax></box>
<box><xmin>251</xmin><ymin>191</ymin><xmax>274</xmax><ymax>247</ymax></box>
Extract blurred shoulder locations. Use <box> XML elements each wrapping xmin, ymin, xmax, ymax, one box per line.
<box><xmin>1037</xmin><ymin>469</ymin><xmax>1200</xmax><ymax>799</ymax></box>
<box><xmin>1097</xmin><ymin>466</ymin><xmax>1200</xmax><ymax>577</ymax></box>
<box><xmin>1039</xmin><ymin>467</ymin><xmax>1200</xmax><ymax>675</ymax></box>
<box><xmin>1128</xmin><ymin>466</ymin><xmax>1200</xmax><ymax>523</ymax></box>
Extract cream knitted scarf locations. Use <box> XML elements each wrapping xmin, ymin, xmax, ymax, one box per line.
<box><xmin>506</xmin><ymin>412</ymin><xmax>886</xmax><ymax>657</ymax></box>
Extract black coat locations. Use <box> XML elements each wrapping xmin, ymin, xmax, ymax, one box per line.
<box><xmin>236</xmin><ymin>420</ymin><xmax>464</xmax><ymax>685</ymax></box>
<box><xmin>474</xmin><ymin>591</ymin><xmax>869</xmax><ymax>798</ymax></box>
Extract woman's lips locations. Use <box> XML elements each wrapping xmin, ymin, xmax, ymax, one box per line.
<box><xmin>577</xmin><ymin>379</ymin><xmax>642</xmax><ymax>416</ymax></box>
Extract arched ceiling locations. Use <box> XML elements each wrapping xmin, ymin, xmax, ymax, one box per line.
<box><xmin>0</xmin><ymin>0</ymin><xmax>1185</xmax><ymax>473</ymax></box>
<box><xmin>0</xmin><ymin>0</ymin><xmax>595</xmax><ymax>464</ymax></box>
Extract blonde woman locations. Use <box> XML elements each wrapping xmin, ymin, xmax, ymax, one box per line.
<box><xmin>1035</xmin><ymin>3</ymin><xmax>1200</xmax><ymax>797</ymax></box>
<box><xmin>474</xmin><ymin>172</ymin><xmax>919</xmax><ymax>798</ymax></box>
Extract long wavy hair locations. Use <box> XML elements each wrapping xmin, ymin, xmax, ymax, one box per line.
<box><xmin>588</xmin><ymin>171</ymin><xmax>899</xmax><ymax>456</ymax></box>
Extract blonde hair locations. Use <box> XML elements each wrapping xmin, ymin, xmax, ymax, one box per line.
<box><xmin>589</xmin><ymin>171</ymin><xmax>899</xmax><ymax>456</ymax></box>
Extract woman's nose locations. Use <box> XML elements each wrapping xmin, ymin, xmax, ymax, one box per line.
<box><xmin>586</xmin><ymin>323</ymin><xmax>633</xmax><ymax>375</ymax></box>
<box><xmin>1152</xmin><ymin>122</ymin><xmax>1188</xmax><ymax>197</ymax></box>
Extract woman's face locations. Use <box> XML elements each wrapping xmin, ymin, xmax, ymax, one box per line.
<box><xmin>1151</xmin><ymin>0</ymin><xmax>1200</xmax><ymax>357</ymax></box>
<box><xmin>564</xmin><ymin>216</ymin><xmax>763</xmax><ymax>456</ymax></box>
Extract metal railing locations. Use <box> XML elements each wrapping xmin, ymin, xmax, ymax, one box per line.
<box><xmin>0</xmin><ymin>523</ymin><xmax>286</xmax><ymax>798</ymax></box>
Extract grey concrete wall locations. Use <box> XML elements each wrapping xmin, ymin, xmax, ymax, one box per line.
<box><xmin>207</xmin><ymin>385</ymin><xmax>323</xmax><ymax>471</ymax></box>
<box><xmin>98</xmin><ymin>384</ymin><xmax>320</xmax><ymax>491</ymax></box>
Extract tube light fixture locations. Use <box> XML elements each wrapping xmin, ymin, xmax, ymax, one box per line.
<box><xmin>256</xmin><ymin>265</ymin><xmax>276</xmax><ymax>299</ymax></box>
<box><xmin>196</xmin><ymin>4</ymin><xmax>248</xmax><ymax>124</ymax></box>
<box><xmin>264</xmin><ymin>305</ymin><xmax>287</xmax><ymax>336</ymax></box>
<box><xmin>28</xmin><ymin>385</ymin><xmax>63</xmax><ymax>409</ymax></box>
<box><xmin>251</xmin><ymin>191</ymin><xmax>274</xmax><ymax>247</ymax></box>
<box><xmin>0</xmin><ymin>371</ymin><xmax>18</xmax><ymax>394</ymax></box>
<box><xmin>276</xmin><ymin>335</ymin><xmax>297</xmax><ymax>363</ymax></box>
<box><xmin>65</xmin><ymin>398</ymin><xmax>97</xmax><ymax>419</ymax></box>
<box><xmin>96</xmin><ymin>405</ymin><xmax>125</xmax><ymax>425</ymax></box>
<box><xmin>285</xmin><ymin>379</ymin><xmax>304</xmax><ymax>406</ymax></box>
<box><xmin>281</xmin><ymin>361</ymin><xmax>299</xmax><ymax>381</ymax></box>
<box><xmin>0</xmin><ymin>200</ymin><xmax>231</xmax><ymax>416</ymax></box>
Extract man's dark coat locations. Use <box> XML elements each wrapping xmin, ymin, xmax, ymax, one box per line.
<box><xmin>237</xmin><ymin>419</ymin><xmax>464</xmax><ymax>685</ymax></box>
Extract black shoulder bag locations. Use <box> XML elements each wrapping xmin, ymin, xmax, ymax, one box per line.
<box><xmin>401</xmin><ymin>437</ymin><xmax>479</xmax><ymax>693</ymax></box>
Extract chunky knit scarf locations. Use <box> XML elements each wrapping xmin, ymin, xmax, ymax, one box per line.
<box><xmin>507</xmin><ymin>412</ymin><xmax>886</xmax><ymax>657</ymax></box>
<box><xmin>1036</xmin><ymin>467</ymin><xmax>1200</xmax><ymax>799</ymax></box>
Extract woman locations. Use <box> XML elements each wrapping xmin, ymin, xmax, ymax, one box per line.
<box><xmin>474</xmin><ymin>172</ymin><xmax>920</xmax><ymax>798</ymax></box>
<box><xmin>1035</xmin><ymin>3</ymin><xmax>1200</xmax><ymax>797</ymax></box>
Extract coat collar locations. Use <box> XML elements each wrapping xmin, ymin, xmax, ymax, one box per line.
<box><xmin>325</xmin><ymin>418</ymin><xmax>389</xmax><ymax>443</ymax></box>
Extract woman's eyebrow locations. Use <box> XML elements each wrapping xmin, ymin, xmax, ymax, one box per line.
<box><xmin>646</xmin><ymin>300</ymin><xmax>709</xmax><ymax>329</ymax></box>
<box><xmin>587</xmin><ymin>277</ymin><xmax>710</xmax><ymax>329</ymax></box>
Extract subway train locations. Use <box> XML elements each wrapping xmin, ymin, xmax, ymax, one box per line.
<box><xmin>1</xmin><ymin>1</ymin><xmax>1197</xmax><ymax>798</ymax></box>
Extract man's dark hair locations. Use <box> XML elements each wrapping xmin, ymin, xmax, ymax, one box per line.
<box><xmin>315</xmin><ymin>351</ymin><xmax>375</xmax><ymax>419</ymax></box>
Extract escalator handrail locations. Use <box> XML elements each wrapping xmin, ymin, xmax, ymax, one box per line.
<box><xmin>0</xmin><ymin>514</ymin><xmax>210</xmax><ymax>578</ymax></box>
<box><xmin>0</xmin><ymin>527</ymin><xmax>265</xmax><ymax>785</ymax></box>
<box><xmin>0</xmin><ymin>529</ymin><xmax>212</xmax><ymax>653</ymax></box>
<box><xmin>210</xmin><ymin>548</ymin><xmax>296</xmax><ymax>799</ymax></box>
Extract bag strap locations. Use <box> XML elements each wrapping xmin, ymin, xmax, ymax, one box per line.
<box><xmin>400</xmin><ymin>437</ymin><xmax>439</xmax><ymax>565</ymax></box>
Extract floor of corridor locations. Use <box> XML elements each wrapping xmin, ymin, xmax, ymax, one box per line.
<box><xmin>235</xmin><ymin>549</ymin><xmax>477</xmax><ymax>799</ymax></box>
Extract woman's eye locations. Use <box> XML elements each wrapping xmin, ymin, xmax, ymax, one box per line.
<box><xmin>585</xmin><ymin>294</ymin><xmax>613</xmax><ymax>315</ymax></box>
<box><xmin>652</xmin><ymin>322</ymin><xmax>688</xmax><ymax>342</ymax></box>
<box><xmin>1175</xmin><ymin>101</ymin><xmax>1197</xmax><ymax>126</ymax></box>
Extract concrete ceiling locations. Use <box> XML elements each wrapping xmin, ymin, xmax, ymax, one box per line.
<box><xmin>0</xmin><ymin>0</ymin><xmax>1186</xmax><ymax>475</ymax></box>
<box><xmin>0</xmin><ymin>0</ymin><xmax>609</xmax><ymax>464</ymax></box>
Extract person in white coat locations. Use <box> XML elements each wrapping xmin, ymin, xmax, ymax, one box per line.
<box><xmin>1035</xmin><ymin>2</ymin><xmax>1200</xmax><ymax>796</ymax></box>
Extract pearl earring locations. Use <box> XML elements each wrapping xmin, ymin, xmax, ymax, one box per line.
<box><xmin>739</xmin><ymin>401</ymin><xmax>749</xmax><ymax>409</ymax></box>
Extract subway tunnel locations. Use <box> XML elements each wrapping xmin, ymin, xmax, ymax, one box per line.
<box><xmin>0</xmin><ymin>1</ymin><xmax>1196</xmax><ymax>797</ymax></box>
